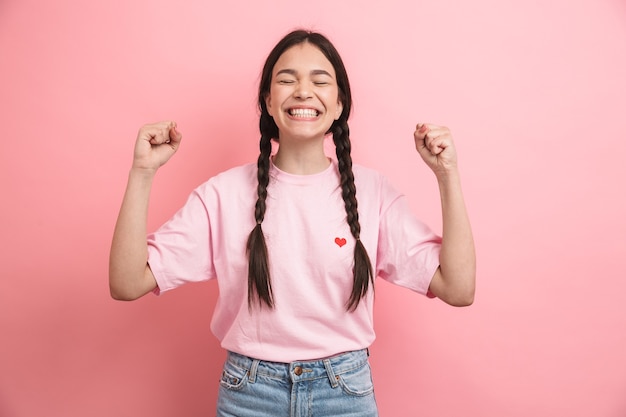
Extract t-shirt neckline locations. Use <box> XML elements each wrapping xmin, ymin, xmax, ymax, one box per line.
<box><xmin>270</xmin><ymin>157</ymin><xmax>336</xmax><ymax>185</ymax></box>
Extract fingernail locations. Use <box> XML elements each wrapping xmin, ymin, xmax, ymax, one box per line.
<box><xmin>419</xmin><ymin>125</ymin><xmax>428</xmax><ymax>133</ymax></box>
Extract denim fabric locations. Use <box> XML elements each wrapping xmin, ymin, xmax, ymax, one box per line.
<box><xmin>216</xmin><ymin>349</ymin><xmax>379</xmax><ymax>417</ymax></box>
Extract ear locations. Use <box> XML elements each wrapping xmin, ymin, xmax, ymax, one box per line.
<box><xmin>335</xmin><ymin>99</ymin><xmax>344</xmax><ymax>120</ymax></box>
<box><xmin>265</xmin><ymin>93</ymin><xmax>274</xmax><ymax>117</ymax></box>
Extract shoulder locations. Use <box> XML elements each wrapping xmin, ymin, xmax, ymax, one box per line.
<box><xmin>349</xmin><ymin>163</ymin><xmax>404</xmax><ymax>215</ymax></box>
<box><xmin>188</xmin><ymin>163</ymin><xmax>257</xmax><ymax>206</ymax></box>
<box><xmin>213</xmin><ymin>163</ymin><xmax>257</xmax><ymax>183</ymax></box>
<box><xmin>195</xmin><ymin>163</ymin><xmax>256</xmax><ymax>191</ymax></box>
<box><xmin>352</xmin><ymin>163</ymin><xmax>384</xmax><ymax>181</ymax></box>
<box><xmin>352</xmin><ymin>164</ymin><xmax>399</xmax><ymax>196</ymax></box>
<box><xmin>352</xmin><ymin>164</ymin><xmax>387</xmax><ymax>188</ymax></box>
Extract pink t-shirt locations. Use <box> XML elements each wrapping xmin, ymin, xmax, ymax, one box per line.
<box><xmin>147</xmin><ymin>159</ymin><xmax>441</xmax><ymax>362</ymax></box>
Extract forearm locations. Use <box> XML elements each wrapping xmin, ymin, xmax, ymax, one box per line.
<box><xmin>109</xmin><ymin>168</ymin><xmax>157</xmax><ymax>300</ymax></box>
<box><xmin>437</xmin><ymin>168</ymin><xmax>476</xmax><ymax>304</ymax></box>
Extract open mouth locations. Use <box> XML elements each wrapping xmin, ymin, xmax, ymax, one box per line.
<box><xmin>288</xmin><ymin>108</ymin><xmax>320</xmax><ymax>118</ymax></box>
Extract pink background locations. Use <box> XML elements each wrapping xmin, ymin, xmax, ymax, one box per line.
<box><xmin>1</xmin><ymin>0</ymin><xmax>625</xmax><ymax>416</ymax></box>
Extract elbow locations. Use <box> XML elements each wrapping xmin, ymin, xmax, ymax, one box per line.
<box><xmin>451</xmin><ymin>275</ymin><xmax>476</xmax><ymax>307</ymax></box>
<box><xmin>449</xmin><ymin>290</ymin><xmax>475</xmax><ymax>307</ymax></box>
<box><xmin>110</xmin><ymin>285</ymin><xmax>132</xmax><ymax>301</ymax></box>
<box><xmin>455</xmin><ymin>280</ymin><xmax>476</xmax><ymax>307</ymax></box>
<box><xmin>435</xmin><ymin>288</ymin><xmax>475</xmax><ymax>307</ymax></box>
<box><xmin>109</xmin><ymin>276</ymin><xmax>144</xmax><ymax>301</ymax></box>
<box><xmin>110</xmin><ymin>287</ymin><xmax>136</xmax><ymax>301</ymax></box>
<box><xmin>110</xmin><ymin>288</ymin><xmax>145</xmax><ymax>301</ymax></box>
<box><xmin>440</xmin><ymin>274</ymin><xmax>476</xmax><ymax>307</ymax></box>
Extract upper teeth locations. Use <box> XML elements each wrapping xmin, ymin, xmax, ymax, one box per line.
<box><xmin>289</xmin><ymin>109</ymin><xmax>318</xmax><ymax>117</ymax></box>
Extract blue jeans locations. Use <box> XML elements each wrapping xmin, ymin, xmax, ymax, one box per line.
<box><xmin>216</xmin><ymin>349</ymin><xmax>379</xmax><ymax>417</ymax></box>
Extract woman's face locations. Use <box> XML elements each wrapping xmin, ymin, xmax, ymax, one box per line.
<box><xmin>265</xmin><ymin>42</ymin><xmax>343</xmax><ymax>143</ymax></box>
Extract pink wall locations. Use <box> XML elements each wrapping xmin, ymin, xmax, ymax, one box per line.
<box><xmin>1</xmin><ymin>0</ymin><xmax>625</xmax><ymax>416</ymax></box>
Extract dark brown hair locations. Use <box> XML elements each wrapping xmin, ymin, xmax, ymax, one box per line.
<box><xmin>247</xmin><ymin>29</ymin><xmax>373</xmax><ymax>311</ymax></box>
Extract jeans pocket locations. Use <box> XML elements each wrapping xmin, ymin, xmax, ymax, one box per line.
<box><xmin>219</xmin><ymin>361</ymin><xmax>249</xmax><ymax>391</ymax></box>
<box><xmin>336</xmin><ymin>362</ymin><xmax>375</xmax><ymax>397</ymax></box>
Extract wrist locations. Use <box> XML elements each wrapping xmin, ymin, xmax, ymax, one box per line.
<box><xmin>435</xmin><ymin>166</ymin><xmax>461</xmax><ymax>185</ymax></box>
<box><xmin>129</xmin><ymin>165</ymin><xmax>158</xmax><ymax>177</ymax></box>
<box><xmin>128</xmin><ymin>166</ymin><xmax>158</xmax><ymax>186</ymax></box>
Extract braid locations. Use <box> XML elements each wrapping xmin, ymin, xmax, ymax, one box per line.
<box><xmin>246</xmin><ymin>113</ymin><xmax>275</xmax><ymax>309</ymax></box>
<box><xmin>333</xmin><ymin>120</ymin><xmax>374</xmax><ymax>311</ymax></box>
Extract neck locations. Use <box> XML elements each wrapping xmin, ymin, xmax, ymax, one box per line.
<box><xmin>273</xmin><ymin>138</ymin><xmax>330</xmax><ymax>175</ymax></box>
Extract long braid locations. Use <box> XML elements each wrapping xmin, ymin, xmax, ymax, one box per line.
<box><xmin>246</xmin><ymin>112</ymin><xmax>275</xmax><ymax>309</ymax></box>
<box><xmin>333</xmin><ymin>120</ymin><xmax>374</xmax><ymax>311</ymax></box>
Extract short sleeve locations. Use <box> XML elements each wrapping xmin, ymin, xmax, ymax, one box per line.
<box><xmin>376</xmin><ymin>193</ymin><xmax>442</xmax><ymax>296</ymax></box>
<box><xmin>147</xmin><ymin>189</ymin><xmax>215</xmax><ymax>294</ymax></box>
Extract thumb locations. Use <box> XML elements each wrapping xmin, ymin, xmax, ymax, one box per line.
<box><xmin>168</xmin><ymin>124</ymin><xmax>183</xmax><ymax>146</ymax></box>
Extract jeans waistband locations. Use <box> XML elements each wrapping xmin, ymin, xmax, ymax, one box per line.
<box><xmin>225</xmin><ymin>349</ymin><xmax>370</xmax><ymax>386</ymax></box>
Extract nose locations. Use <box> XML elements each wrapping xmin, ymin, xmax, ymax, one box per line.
<box><xmin>294</xmin><ymin>81</ymin><xmax>313</xmax><ymax>99</ymax></box>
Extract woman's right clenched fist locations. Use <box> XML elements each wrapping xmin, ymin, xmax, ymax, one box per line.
<box><xmin>132</xmin><ymin>121</ymin><xmax>182</xmax><ymax>170</ymax></box>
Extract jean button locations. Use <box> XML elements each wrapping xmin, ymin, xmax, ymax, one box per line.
<box><xmin>294</xmin><ymin>366</ymin><xmax>303</xmax><ymax>376</ymax></box>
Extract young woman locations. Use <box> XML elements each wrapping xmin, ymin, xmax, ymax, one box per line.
<box><xmin>109</xmin><ymin>30</ymin><xmax>475</xmax><ymax>417</ymax></box>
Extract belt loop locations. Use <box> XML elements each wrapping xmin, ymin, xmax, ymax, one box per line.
<box><xmin>323</xmin><ymin>359</ymin><xmax>339</xmax><ymax>388</ymax></box>
<box><xmin>248</xmin><ymin>359</ymin><xmax>260</xmax><ymax>384</ymax></box>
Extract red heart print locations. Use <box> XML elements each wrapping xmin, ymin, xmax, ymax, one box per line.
<box><xmin>335</xmin><ymin>237</ymin><xmax>347</xmax><ymax>247</ymax></box>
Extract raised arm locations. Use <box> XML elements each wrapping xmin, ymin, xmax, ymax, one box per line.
<box><xmin>109</xmin><ymin>121</ymin><xmax>182</xmax><ymax>300</ymax></box>
<box><xmin>414</xmin><ymin>123</ymin><xmax>476</xmax><ymax>307</ymax></box>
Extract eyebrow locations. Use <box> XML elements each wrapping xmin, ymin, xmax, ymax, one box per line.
<box><xmin>275</xmin><ymin>69</ymin><xmax>334</xmax><ymax>77</ymax></box>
